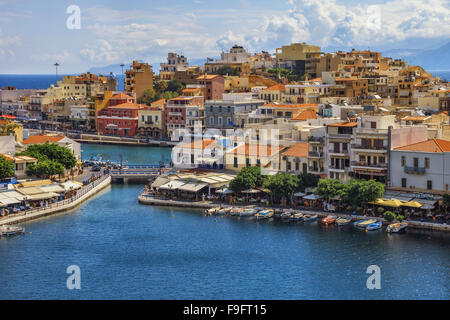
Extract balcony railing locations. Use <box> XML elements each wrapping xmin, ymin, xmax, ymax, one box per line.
<box><xmin>404</xmin><ymin>166</ymin><xmax>426</xmax><ymax>174</ymax></box>
<box><xmin>308</xmin><ymin>136</ymin><xmax>324</xmax><ymax>143</ymax></box>
<box><xmin>351</xmin><ymin>144</ymin><xmax>387</xmax><ymax>151</ymax></box>
<box><xmin>308</xmin><ymin>151</ymin><xmax>324</xmax><ymax>157</ymax></box>
<box><xmin>309</xmin><ymin>166</ymin><xmax>324</xmax><ymax>173</ymax></box>
<box><xmin>351</xmin><ymin>161</ymin><xmax>387</xmax><ymax>169</ymax></box>
<box><xmin>328</xmin><ymin>149</ymin><xmax>349</xmax><ymax>154</ymax></box>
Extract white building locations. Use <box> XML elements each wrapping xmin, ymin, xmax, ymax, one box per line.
<box><xmin>390</xmin><ymin>139</ymin><xmax>450</xmax><ymax>194</ymax></box>
<box><xmin>217</xmin><ymin>45</ymin><xmax>251</xmax><ymax>64</ymax></box>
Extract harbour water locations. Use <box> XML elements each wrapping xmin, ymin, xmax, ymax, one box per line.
<box><xmin>0</xmin><ymin>144</ymin><xmax>448</xmax><ymax>299</ymax></box>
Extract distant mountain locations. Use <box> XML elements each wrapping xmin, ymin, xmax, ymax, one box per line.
<box><xmin>382</xmin><ymin>42</ymin><xmax>450</xmax><ymax>71</ymax></box>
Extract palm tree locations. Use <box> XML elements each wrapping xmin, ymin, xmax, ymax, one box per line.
<box><xmin>0</xmin><ymin>119</ymin><xmax>19</xmax><ymax>136</ymax></box>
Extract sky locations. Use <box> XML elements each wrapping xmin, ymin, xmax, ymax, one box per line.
<box><xmin>0</xmin><ymin>0</ymin><xmax>449</xmax><ymax>74</ymax></box>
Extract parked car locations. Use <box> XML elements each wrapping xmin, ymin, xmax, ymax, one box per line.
<box><xmin>91</xmin><ymin>165</ymin><xmax>101</xmax><ymax>172</ymax></box>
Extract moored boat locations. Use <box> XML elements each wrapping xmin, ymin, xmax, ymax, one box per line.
<box><xmin>0</xmin><ymin>226</ymin><xmax>25</xmax><ymax>237</ymax></box>
<box><xmin>240</xmin><ymin>207</ymin><xmax>259</xmax><ymax>217</ymax></box>
<box><xmin>289</xmin><ymin>212</ymin><xmax>303</xmax><ymax>222</ymax></box>
<box><xmin>229</xmin><ymin>207</ymin><xmax>244</xmax><ymax>216</ymax></box>
<box><xmin>255</xmin><ymin>209</ymin><xmax>274</xmax><ymax>219</ymax></box>
<box><xmin>353</xmin><ymin>219</ymin><xmax>377</xmax><ymax>229</ymax></box>
<box><xmin>366</xmin><ymin>221</ymin><xmax>382</xmax><ymax>231</ymax></box>
<box><xmin>280</xmin><ymin>211</ymin><xmax>291</xmax><ymax>219</ymax></box>
<box><xmin>321</xmin><ymin>215</ymin><xmax>336</xmax><ymax>224</ymax></box>
<box><xmin>302</xmin><ymin>214</ymin><xmax>318</xmax><ymax>222</ymax></box>
<box><xmin>386</xmin><ymin>222</ymin><xmax>408</xmax><ymax>233</ymax></box>
<box><xmin>205</xmin><ymin>207</ymin><xmax>220</xmax><ymax>216</ymax></box>
<box><xmin>336</xmin><ymin>216</ymin><xmax>352</xmax><ymax>226</ymax></box>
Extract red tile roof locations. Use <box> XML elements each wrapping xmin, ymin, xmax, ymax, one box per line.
<box><xmin>282</xmin><ymin>142</ymin><xmax>309</xmax><ymax>158</ymax></box>
<box><xmin>108</xmin><ymin>102</ymin><xmax>145</xmax><ymax>110</ymax></box>
<box><xmin>111</xmin><ymin>93</ymin><xmax>134</xmax><ymax>100</ymax></box>
<box><xmin>292</xmin><ymin>109</ymin><xmax>318</xmax><ymax>121</ymax></box>
<box><xmin>327</xmin><ymin>121</ymin><xmax>357</xmax><ymax>128</ymax></box>
<box><xmin>394</xmin><ymin>139</ymin><xmax>450</xmax><ymax>153</ymax></box>
<box><xmin>177</xmin><ymin>139</ymin><xmax>216</xmax><ymax>150</ymax></box>
<box><xmin>23</xmin><ymin>135</ymin><xmax>64</xmax><ymax>145</ymax></box>
<box><xmin>263</xmin><ymin>84</ymin><xmax>285</xmax><ymax>91</ymax></box>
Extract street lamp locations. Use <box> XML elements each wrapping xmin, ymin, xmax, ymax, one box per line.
<box><xmin>120</xmin><ymin>63</ymin><xmax>125</xmax><ymax>91</ymax></box>
<box><xmin>54</xmin><ymin>62</ymin><xmax>60</xmax><ymax>83</ymax></box>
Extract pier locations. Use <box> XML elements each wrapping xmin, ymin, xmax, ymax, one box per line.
<box><xmin>110</xmin><ymin>165</ymin><xmax>173</xmax><ymax>183</ymax></box>
<box><xmin>0</xmin><ymin>175</ymin><xmax>111</xmax><ymax>227</ymax></box>
<box><xmin>138</xmin><ymin>192</ymin><xmax>450</xmax><ymax>232</ymax></box>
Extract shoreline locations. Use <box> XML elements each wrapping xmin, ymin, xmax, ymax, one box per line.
<box><xmin>0</xmin><ymin>175</ymin><xmax>111</xmax><ymax>227</ymax></box>
<box><xmin>138</xmin><ymin>193</ymin><xmax>450</xmax><ymax>233</ymax></box>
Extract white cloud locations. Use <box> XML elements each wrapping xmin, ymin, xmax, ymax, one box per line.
<box><xmin>217</xmin><ymin>0</ymin><xmax>450</xmax><ymax>51</ymax></box>
<box><xmin>0</xmin><ymin>27</ymin><xmax>20</xmax><ymax>56</ymax></box>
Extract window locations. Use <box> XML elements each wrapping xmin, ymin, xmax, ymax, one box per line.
<box><xmin>401</xmin><ymin>156</ymin><xmax>406</xmax><ymax>167</ymax></box>
<box><xmin>295</xmin><ymin>162</ymin><xmax>299</xmax><ymax>171</ymax></box>
<box><xmin>371</xmin><ymin>121</ymin><xmax>377</xmax><ymax>129</ymax></box>
<box><xmin>427</xmin><ymin>180</ymin><xmax>432</xmax><ymax>190</ymax></box>
<box><xmin>234</xmin><ymin>157</ymin><xmax>238</xmax><ymax>168</ymax></box>
<box><xmin>287</xmin><ymin>161</ymin><xmax>291</xmax><ymax>171</ymax></box>
<box><xmin>246</xmin><ymin>158</ymin><xmax>250</xmax><ymax>167</ymax></box>
<box><xmin>413</xmin><ymin>157</ymin><xmax>419</xmax><ymax>168</ymax></box>
<box><xmin>425</xmin><ymin>157</ymin><xmax>430</xmax><ymax>169</ymax></box>
<box><xmin>402</xmin><ymin>178</ymin><xmax>407</xmax><ymax>188</ymax></box>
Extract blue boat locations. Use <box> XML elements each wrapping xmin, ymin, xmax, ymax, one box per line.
<box><xmin>366</xmin><ymin>221</ymin><xmax>382</xmax><ymax>231</ymax></box>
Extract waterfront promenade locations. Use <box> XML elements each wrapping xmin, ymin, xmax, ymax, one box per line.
<box><xmin>138</xmin><ymin>192</ymin><xmax>450</xmax><ymax>232</ymax></box>
<box><xmin>0</xmin><ymin>174</ymin><xmax>111</xmax><ymax>226</ymax></box>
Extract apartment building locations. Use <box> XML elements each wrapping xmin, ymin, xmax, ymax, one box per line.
<box><xmin>275</xmin><ymin>42</ymin><xmax>322</xmax><ymax>77</ymax></box>
<box><xmin>280</xmin><ymin>142</ymin><xmax>309</xmax><ymax>174</ymax></box>
<box><xmin>196</xmin><ymin>75</ymin><xmax>225</xmax><ymax>101</ymax></box>
<box><xmin>165</xmin><ymin>96</ymin><xmax>204</xmax><ymax>138</ymax></box>
<box><xmin>125</xmin><ymin>60</ymin><xmax>154</xmax><ymax>99</ymax></box>
<box><xmin>326</xmin><ymin>121</ymin><xmax>356</xmax><ymax>182</ymax></box>
<box><xmin>390</xmin><ymin>139</ymin><xmax>450</xmax><ymax>194</ymax></box>
<box><xmin>96</xmin><ymin>102</ymin><xmax>144</xmax><ymax>137</ymax></box>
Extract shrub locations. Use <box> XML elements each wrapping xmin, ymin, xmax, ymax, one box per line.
<box><xmin>377</xmin><ymin>207</ymin><xmax>385</xmax><ymax>214</ymax></box>
<box><xmin>397</xmin><ymin>214</ymin><xmax>404</xmax><ymax>222</ymax></box>
<box><xmin>383</xmin><ymin>210</ymin><xmax>396</xmax><ymax>222</ymax></box>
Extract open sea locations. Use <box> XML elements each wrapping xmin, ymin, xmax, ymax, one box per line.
<box><xmin>0</xmin><ymin>144</ymin><xmax>448</xmax><ymax>300</ymax></box>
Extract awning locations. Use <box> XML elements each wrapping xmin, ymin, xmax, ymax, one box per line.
<box><xmin>61</xmin><ymin>181</ymin><xmax>83</xmax><ymax>191</ymax></box>
<box><xmin>27</xmin><ymin>192</ymin><xmax>59</xmax><ymax>201</ymax></box>
<box><xmin>17</xmin><ymin>179</ymin><xmax>53</xmax><ymax>188</ymax></box>
<box><xmin>293</xmin><ymin>192</ymin><xmax>306</xmax><ymax>197</ymax></box>
<box><xmin>150</xmin><ymin>177</ymin><xmax>169</xmax><ymax>189</ymax></box>
<box><xmin>39</xmin><ymin>185</ymin><xmax>66</xmax><ymax>193</ymax></box>
<box><xmin>242</xmin><ymin>189</ymin><xmax>261</xmax><ymax>194</ymax></box>
<box><xmin>159</xmin><ymin>180</ymin><xmax>186</xmax><ymax>191</ymax></box>
<box><xmin>303</xmin><ymin>194</ymin><xmax>322</xmax><ymax>200</ymax></box>
<box><xmin>16</xmin><ymin>187</ymin><xmax>47</xmax><ymax>195</ymax></box>
<box><xmin>216</xmin><ymin>188</ymin><xmax>233</xmax><ymax>194</ymax></box>
<box><xmin>0</xmin><ymin>197</ymin><xmax>21</xmax><ymax>205</ymax></box>
<box><xmin>178</xmin><ymin>183</ymin><xmax>208</xmax><ymax>193</ymax></box>
<box><xmin>401</xmin><ymin>201</ymin><xmax>423</xmax><ymax>208</ymax></box>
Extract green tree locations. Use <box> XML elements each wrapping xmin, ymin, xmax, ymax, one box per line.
<box><xmin>0</xmin><ymin>155</ymin><xmax>15</xmax><ymax>179</ymax></box>
<box><xmin>167</xmin><ymin>80</ymin><xmax>185</xmax><ymax>94</ymax></box>
<box><xmin>264</xmin><ymin>173</ymin><xmax>298</xmax><ymax>203</ymax></box>
<box><xmin>0</xmin><ymin>119</ymin><xmax>19</xmax><ymax>136</ymax></box>
<box><xmin>340</xmin><ymin>179</ymin><xmax>385</xmax><ymax>208</ymax></box>
<box><xmin>26</xmin><ymin>160</ymin><xmax>65</xmax><ymax>178</ymax></box>
<box><xmin>216</xmin><ymin>65</ymin><xmax>240</xmax><ymax>76</ymax></box>
<box><xmin>296</xmin><ymin>173</ymin><xmax>320</xmax><ymax>191</ymax></box>
<box><xmin>314</xmin><ymin>178</ymin><xmax>344</xmax><ymax>201</ymax></box>
<box><xmin>137</xmin><ymin>88</ymin><xmax>162</xmax><ymax>105</ymax></box>
<box><xmin>18</xmin><ymin>142</ymin><xmax>76</xmax><ymax>169</ymax></box>
<box><xmin>383</xmin><ymin>210</ymin><xmax>396</xmax><ymax>222</ymax></box>
<box><xmin>229</xmin><ymin>166</ymin><xmax>266</xmax><ymax>193</ymax></box>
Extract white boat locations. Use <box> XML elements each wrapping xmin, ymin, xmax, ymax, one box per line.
<box><xmin>289</xmin><ymin>212</ymin><xmax>303</xmax><ymax>222</ymax></box>
<box><xmin>302</xmin><ymin>214</ymin><xmax>318</xmax><ymax>222</ymax></box>
<box><xmin>386</xmin><ymin>222</ymin><xmax>408</xmax><ymax>233</ymax></box>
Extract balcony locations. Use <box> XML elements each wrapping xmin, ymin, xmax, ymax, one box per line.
<box><xmin>404</xmin><ymin>166</ymin><xmax>426</xmax><ymax>174</ymax></box>
<box><xmin>169</xmin><ymin>112</ymin><xmax>182</xmax><ymax>116</ymax></box>
<box><xmin>351</xmin><ymin>161</ymin><xmax>387</xmax><ymax>170</ymax></box>
<box><xmin>328</xmin><ymin>149</ymin><xmax>349</xmax><ymax>156</ymax></box>
<box><xmin>308</xmin><ymin>151</ymin><xmax>324</xmax><ymax>158</ymax></box>
<box><xmin>351</xmin><ymin>144</ymin><xmax>387</xmax><ymax>153</ymax></box>
<box><xmin>309</xmin><ymin>166</ymin><xmax>324</xmax><ymax>173</ymax></box>
<box><xmin>328</xmin><ymin>133</ymin><xmax>353</xmax><ymax>140</ymax></box>
<box><xmin>308</xmin><ymin>136</ymin><xmax>325</xmax><ymax>143</ymax></box>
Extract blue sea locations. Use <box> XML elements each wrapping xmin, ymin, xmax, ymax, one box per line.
<box><xmin>0</xmin><ymin>74</ymin><xmax>125</xmax><ymax>91</ymax></box>
<box><xmin>0</xmin><ymin>144</ymin><xmax>448</xmax><ymax>300</ymax></box>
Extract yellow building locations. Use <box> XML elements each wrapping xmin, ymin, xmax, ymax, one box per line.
<box><xmin>275</xmin><ymin>43</ymin><xmax>321</xmax><ymax>61</ymax></box>
<box><xmin>125</xmin><ymin>61</ymin><xmax>154</xmax><ymax>99</ymax></box>
<box><xmin>224</xmin><ymin>76</ymin><xmax>249</xmax><ymax>91</ymax></box>
<box><xmin>225</xmin><ymin>143</ymin><xmax>284</xmax><ymax>173</ymax></box>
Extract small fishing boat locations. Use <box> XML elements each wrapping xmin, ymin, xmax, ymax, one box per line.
<box><xmin>386</xmin><ymin>222</ymin><xmax>408</xmax><ymax>233</ymax></box>
<box><xmin>240</xmin><ymin>207</ymin><xmax>259</xmax><ymax>217</ymax></box>
<box><xmin>321</xmin><ymin>215</ymin><xmax>337</xmax><ymax>224</ymax></box>
<box><xmin>216</xmin><ymin>207</ymin><xmax>231</xmax><ymax>215</ymax></box>
<box><xmin>289</xmin><ymin>212</ymin><xmax>303</xmax><ymax>222</ymax></box>
<box><xmin>0</xmin><ymin>226</ymin><xmax>25</xmax><ymax>237</ymax></box>
<box><xmin>336</xmin><ymin>216</ymin><xmax>352</xmax><ymax>226</ymax></box>
<box><xmin>366</xmin><ymin>221</ymin><xmax>382</xmax><ymax>231</ymax></box>
<box><xmin>204</xmin><ymin>207</ymin><xmax>219</xmax><ymax>216</ymax></box>
<box><xmin>302</xmin><ymin>214</ymin><xmax>318</xmax><ymax>222</ymax></box>
<box><xmin>280</xmin><ymin>211</ymin><xmax>291</xmax><ymax>219</ymax></box>
<box><xmin>353</xmin><ymin>219</ymin><xmax>377</xmax><ymax>229</ymax></box>
<box><xmin>255</xmin><ymin>209</ymin><xmax>274</xmax><ymax>219</ymax></box>
<box><xmin>229</xmin><ymin>207</ymin><xmax>244</xmax><ymax>216</ymax></box>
